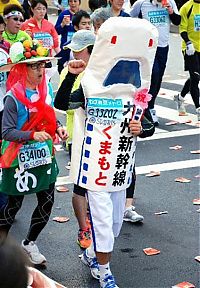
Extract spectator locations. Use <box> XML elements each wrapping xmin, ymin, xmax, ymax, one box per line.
<box><xmin>130</xmin><ymin>0</ymin><xmax>181</xmax><ymax>126</ymax></box>
<box><xmin>21</xmin><ymin>0</ymin><xmax>60</xmax><ymax>56</ymax></box>
<box><xmin>174</xmin><ymin>0</ymin><xmax>200</xmax><ymax>121</ymax></box>
<box><xmin>3</xmin><ymin>4</ymin><xmax>31</xmax><ymax>44</ymax></box>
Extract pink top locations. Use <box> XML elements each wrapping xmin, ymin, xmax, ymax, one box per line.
<box><xmin>21</xmin><ymin>18</ymin><xmax>59</xmax><ymax>55</ymax></box>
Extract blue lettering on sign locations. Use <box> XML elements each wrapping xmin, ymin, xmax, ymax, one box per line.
<box><xmin>87</xmin><ymin>98</ymin><xmax>123</xmax><ymax>108</ymax></box>
<box><xmin>148</xmin><ymin>10</ymin><xmax>168</xmax><ymax>17</ymax></box>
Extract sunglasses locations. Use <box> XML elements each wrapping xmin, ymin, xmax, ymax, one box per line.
<box><xmin>11</xmin><ymin>17</ymin><xmax>24</xmax><ymax>23</ymax></box>
<box><xmin>27</xmin><ymin>62</ymin><xmax>46</xmax><ymax>70</ymax></box>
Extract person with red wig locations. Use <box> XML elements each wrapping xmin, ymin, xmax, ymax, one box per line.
<box><xmin>0</xmin><ymin>41</ymin><xmax>68</xmax><ymax>265</ymax></box>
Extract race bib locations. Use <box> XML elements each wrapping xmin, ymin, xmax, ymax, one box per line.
<box><xmin>67</xmin><ymin>31</ymin><xmax>74</xmax><ymax>42</ymax></box>
<box><xmin>87</xmin><ymin>98</ymin><xmax>123</xmax><ymax>126</ymax></box>
<box><xmin>148</xmin><ymin>10</ymin><xmax>168</xmax><ymax>26</ymax></box>
<box><xmin>18</xmin><ymin>142</ymin><xmax>52</xmax><ymax>170</ymax></box>
<box><xmin>194</xmin><ymin>15</ymin><xmax>200</xmax><ymax>32</ymax></box>
<box><xmin>33</xmin><ymin>32</ymin><xmax>53</xmax><ymax>49</ymax></box>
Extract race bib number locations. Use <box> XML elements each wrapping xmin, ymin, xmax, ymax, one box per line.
<box><xmin>148</xmin><ymin>10</ymin><xmax>168</xmax><ymax>26</ymax></box>
<box><xmin>194</xmin><ymin>15</ymin><xmax>200</xmax><ymax>32</ymax></box>
<box><xmin>18</xmin><ymin>142</ymin><xmax>52</xmax><ymax>170</ymax></box>
<box><xmin>87</xmin><ymin>98</ymin><xmax>123</xmax><ymax>126</ymax></box>
<box><xmin>33</xmin><ymin>32</ymin><xmax>53</xmax><ymax>48</ymax></box>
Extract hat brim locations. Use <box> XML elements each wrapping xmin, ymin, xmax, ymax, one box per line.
<box><xmin>63</xmin><ymin>43</ymin><xmax>93</xmax><ymax>52</ymax></box>
<box><xmin>0</xmin><ymin>57</ymin><xmax>58</xmax><ymax>72</ymax></box>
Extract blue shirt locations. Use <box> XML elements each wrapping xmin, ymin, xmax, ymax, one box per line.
<box><xmin>55</xmin><ymin>9</ymin><xmax>75</xmax><ymax>47</ymax></box>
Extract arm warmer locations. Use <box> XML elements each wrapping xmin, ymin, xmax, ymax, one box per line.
<box><xmin>180</xmin><ymin>31</ymin><xmax>190</xmax><ymax>43</ymax></box>
<box><xmin>169</xmin><ymin>12</ymin><xmax>181</xmax><ymax>26</ymax></box>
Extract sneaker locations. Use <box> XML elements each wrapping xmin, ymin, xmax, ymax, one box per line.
<box><xmin>194</xmin><ymin>71</ymin><xmax>200</xmax><ymax>80</ymax></box>
<box><xmin>196</xmin><ymin>107</ymin><xmax>200</xmax><ymax>121</ymax></box>
<box><xmin>21</xmin><ymin>240</ymin><xmax>46</xmax><ymax>265</ymax></box>
<box><xmin>123</xmin><ymin>206</ymin><xmax>144</xmax><ymax>223</ymax></box>
<box><xmin>77</xmin><ymin>227</ymin><xmax>92</xmax><ymax>249</ymax></box>
<box><xmin>100</xmin><ymin>274</ymin><xmax>119</xmax><ymax>288</ymax></box>
<box><xmin>79</xmin><ymin>250</ymin><xmax>100</xmax><ymax>279</ymax></box>
<box><xmin>65</xmin><ymin>161</ymin><xmax>71</xmax><ymax>170</ymax></box>
<box><xmin>173</xmin><ymin>94</ymin><xmax>187</xmax><ymax>116</ymax></box>
<box><xmin>150</xmin><ymin>109</ymin><xmax>159</xmax><ymax>126</ymax></box>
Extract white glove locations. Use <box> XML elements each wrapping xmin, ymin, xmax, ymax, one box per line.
<box><xmin>186</xmin><ymin>41</ymin><xmax>195</xmax><ymax>56</ymax></box>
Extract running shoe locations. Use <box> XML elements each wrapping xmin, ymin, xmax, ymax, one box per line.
<box><xmin>123</xmin><ymin>206</ymin><xmax>144</xmax><ymax>223</ymax></box>
<box><xmin>150</xmin><ymin>109</ymin><xmax>159</xmax><ymax>126</ymax></box>
<box><xmin>100</xmin><ymin>274</ymin><xmax>119</xmax><ymax>288</ymax></box>
<box><xmin>174</xmin><ymin>94</ymin><xmax>187</xmax><ymax>116</ymax></box>
<box><xmin>79</xmin><ymin>249</ymin><xmax>100</xmax><ymax>279</ymax></box>
<box><xmin>196</xmin><ymin>107</ymin><xmax>200</xmax><ymax>121</ymax></box>
<box><xmin>21</xmin><ymin>240</ymin><xmax>46</xmax><ymax>265</ymax></box>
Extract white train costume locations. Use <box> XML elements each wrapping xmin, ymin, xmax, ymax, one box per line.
<box><xmin>70</xmin><ymin>17</ymin><xmax>158</xmax><ymax>252</ymax></box>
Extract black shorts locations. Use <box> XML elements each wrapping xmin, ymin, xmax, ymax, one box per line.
<box><xmin>73</xmin><ymin>184</ymin><xmax>87</xmax><ymax>197</ymax></box>
<box><xmin>184</xmin><ymin>51</ymin><xmax>200</xmax><ymax>73</ymax></box>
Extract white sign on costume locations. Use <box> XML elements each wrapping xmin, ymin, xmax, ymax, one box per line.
<box><xmin>70</xmin><ymin>17</ymin><xmax>158</xmax><ymax>192</ymax></box>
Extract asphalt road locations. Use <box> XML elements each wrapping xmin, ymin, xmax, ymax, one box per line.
<box><xmin>10</xmin><ymin>14</ymin><xmax>200</xmax><ymax>288</ymax></box>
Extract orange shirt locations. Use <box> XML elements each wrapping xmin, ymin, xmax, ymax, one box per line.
<box><xmin>21</xmin><ymin>18</ymin><xmax>59</xmax><ymax>55</ymax></box>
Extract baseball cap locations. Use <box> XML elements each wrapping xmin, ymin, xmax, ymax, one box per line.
<box><xmin>63</xmin><ymin>30</ymin><xmax>95</xmax><ymax>52</ymax></box>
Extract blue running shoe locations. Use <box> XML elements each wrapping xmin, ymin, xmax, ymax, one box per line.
<box><xmin>79</xmin><ymin>250</ymin><xmax>100</xmax><ymax>279</ymax></box>
<box><xmin>100</xmin><ymin>274</ymin><xmax>119</xmax><ymax>288</ymax></box>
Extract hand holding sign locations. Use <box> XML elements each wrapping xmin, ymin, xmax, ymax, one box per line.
<box><xmin>132</xmin><ymin>88</ymin><xmax>152</xmax><ymax>121</ymax></box>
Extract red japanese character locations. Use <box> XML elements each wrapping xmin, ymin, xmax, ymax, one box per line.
<box><xmin>102</xmin><ymin>126</ymin><xmax>112</xmax><ymax>140</ymax></box>
<box><xmin>98</xmin><ymin>156</ymin><xmax>110</xmax><ymax>170</ymax></box>
<box><xmin>99</xmin><ymin>141</ymin><xmax>112</xmax><ymax>154</ymax></box>
<box><xmin>95</xmin><ymin>172</ymin><xmax>107</xmax><ymax>186</ymax></box>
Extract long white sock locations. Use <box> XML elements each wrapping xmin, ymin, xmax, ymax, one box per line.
<box><xmin>99</xmin><ymin>262</ymin><xmax>112</xmax><ymax>280</ymax></box>
<box><xmin>86</xmin><ymin>242</ymin><xmax>95</xmax><ymax>258</ymax></box>
<box><xmin>179</xmin><ymin>94</ymin><xmax>185</xmax><ymax>101</ymax></box>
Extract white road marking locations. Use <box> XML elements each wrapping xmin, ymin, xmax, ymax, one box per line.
<box><xmin>56</xmin><ymin>158</ymin><xmax>200</xmax><ymax>185</ymax></box>
<box><xmin>136</xmin><ymin>159</ymin><xmax>200</xmax><ymax>175</ymax></box>
<box><xmin>155</xmin><ymin>104</ymin><xmax>198</xmax><ymax>126</ymax></box>
<box><xmin>158</xmin><ymin>88</ymin><xmax>193</xmax><ymax>104</ymax></box>
<box><xmin>138</xmin><ymin>128</ymin><xmax>200</xmax><ymax>141</ymax></box>
<box><xmin>56</xmin><ymin>175</ymin><xmax>73</xmax><ymax>186</ymax></box>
